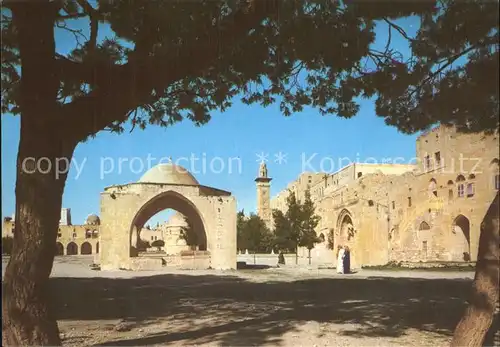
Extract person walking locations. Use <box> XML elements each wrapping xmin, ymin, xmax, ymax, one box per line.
<box><xmin>343</xmin><ymin>246</ymin><xmax>351</xmax><ymax>274</ymax></box>
<box><xmin>336</xmin><ymin>245</ymin><xmax>345</xmax><ymax>274</ymax></box>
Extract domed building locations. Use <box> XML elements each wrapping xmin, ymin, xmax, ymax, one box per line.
<box><xmin>86</xmin><ymin>214</ymin><xmax>100</xmax><ymax>226</ymax></box>
<box><xmin>100</xmin><ymin>161</ymin><xmax>237</xmax><ymax>271</ymax></box>
<box><xmin>138</xmin><ymin>163</ymin><xmax>199</xmax><ymax>185</ymax></box>
<box><xmin>159</xmin><ymin>212</ymin><xmax>191</xmax><ymax>254</ymax></box>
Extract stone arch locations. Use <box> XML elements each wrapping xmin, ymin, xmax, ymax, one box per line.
<box><xmin>419</xmin><ymin>221</ymin><xmax>431</xmax><ymax>231</ymax></box>
<box><xmin>56</xmin><ymin>242</ymin><xmax>64</xmax><ymax>256</ymax></box>
<box><xmin>81</xmin><ymin>242</ymin><xmax>92</xmax><ymax>255</ymax></box>
<box><xmin>129</xmin><ymin>190</ymin><xmax>208</xmax><ymax>257</ymax></box>
<box><xmin>67</xmin><ymin>242</ymin><xmax>78</xmax><ymax>255</ymax></box>
<box><xmin>452</xmin><ymin>215</ymin><xmax>471</xmax><ymax>261</ymax></box>
<box><xmin>336</xmin><ymin>209</ymin><xmax>355</xmax><ymax>243</ymax></box>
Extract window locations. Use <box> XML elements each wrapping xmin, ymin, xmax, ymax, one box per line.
<box><xmin>408</xmin><ymin>197</ymin><xmax>412</xmax><ymax>207</ymax></box>
<box><xmin>457</xmin><ymin>175</ymin><xmax>466</xmax><ymax>197</ymax></box>
<box><xmin>392</xmin><ymin>201</ymin><xmax>395</xmax><ymax>210</ymax></box>
<box><xmin>434</xmin><ymin>152</ymin><xmax>441</xmax><ymax>167</ymax></box>
<box><xmin>429</xmin><ymin>178</ymin><xmax>438</xmax><ymax>197</ymax></box>
<box><xmin>448</xmin><ymin>189</ymin><xmax>453</xmax><ymax>200</ymax></box>
<box><xmin>357</xmin><ymin>172</ymin><xmax>363</xmax><ymax>178</ymax></box>
<box><xmin>422</xmin><ymin>241</ymin><xmax>428</xmax><ymax>257</ymax></box>
<box><xmin>466</xmin><ymin>183</ymin><xmax>475</xmax><ymax>197</ymax></box>
<box><xmin>72</xmin><ymin>233</ymin><xmax>77</xmax><ymax>238</ymax></box>
<box><xmin>151</xmin><ymin>236</ymin><xmax>154</xmax><ymax>241</ymax></box>
<box><xmin>458</xmin><ymin>184</ymin><xmax>465</xmax><ymax>197</ymax></box>
<box><xmin>425</xmin><ymin>155</ymin><xmax>431</xmax><ymax>170</ymax></box>
<box><xmin>57</xmin><ymin>233</ymin><xmax>62</xmax><ymax>238</ymax></box>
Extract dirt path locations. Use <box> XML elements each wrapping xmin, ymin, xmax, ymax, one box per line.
<box><xmin>1</xmin><ymin>256</ymin><xmax>476</xmax><ymax>346</ymax></box>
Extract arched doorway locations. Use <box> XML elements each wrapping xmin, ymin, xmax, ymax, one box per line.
<box><xmin>81</xmin><ymin>242</ymin><xmax>92</xmax><ymax>255</ymax></box>
<box><xmin>452</xmin><ymin>215</ymin><xmax>471</xmax><ymax>261</ymax></box>
<box><xmin>67</xmin><ymin>242</ymin><xmax>78</xmax><ymax>255</ymax></box>
<box><xmin>129</xmin><ymin>190</ymin><xmax>208</xmax><ymax>257</ymax></box>
<box><xmin>418</xmin><ymin>221</ymin><xmax>431</xmax><ymax>260</ymax></box>
<box><xmin>56</xmin><ymin>242</ymin><xmax>64</xmax><ymax>256</ymax></box>
<box><xmin>336</xmin><ymin>209</ymin><xmax>356</xmax><ymax>267</ymax></box>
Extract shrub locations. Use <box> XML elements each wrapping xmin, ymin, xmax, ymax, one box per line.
<box><xmin>2</xmin><ymin>236</ymin><xmax>13</xmax><ymax>255</ymax></box>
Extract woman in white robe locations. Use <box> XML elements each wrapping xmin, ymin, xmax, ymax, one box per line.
<box><xmin>336</xmin><ymin>246</ymin><xmax>345</xmax><ymax>274</ymax></box>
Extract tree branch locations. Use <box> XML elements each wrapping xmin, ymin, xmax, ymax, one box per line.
<box><xmin>59</xmin><ymin>0</ymin><xmax>280</xmax><ymax>142</ymax></box>
<box><xmin>75</xmin><ymin>0</ymin><xmax>98</xmax><ymax>52</ymax></box>
<box><xmin>383</xmin><ymin>18</ymin><xmax>414</xmax><ymax>42</ymax></box>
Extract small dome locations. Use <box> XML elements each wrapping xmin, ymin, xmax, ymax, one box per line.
<box><xmin>86</xmin><ymin>214</ymin><xmax>100</xmax><ymax>225</ymax></box>
<box><xmin>138</xmin><ymin>163</ymin><xmax>199</xmax><ymax>185</ymax></box>
<box><xmin>166</xmin><ymin>212</ymin><xmax>188</xmax><ymax>228</ymax></box>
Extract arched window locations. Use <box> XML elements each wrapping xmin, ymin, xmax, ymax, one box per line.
<box><xmin>428</xmin><ymin>178</ymin><xmax>438</xmax><ymax>197</ymax></box>
<box><xmin>490</xmin><ymin>159</ymin><xmax>499</xmax><ymax>190</ymax></box>
<box><xmin>456</xmin><ymin>175</ymin><xmax>466</xmax><ymax>197</ymax></box>
<box><xmin>447</xmin><ymin>180</ymin><xmax>454</xmax><ymax>200</ymax></box>
<box><xmin>466</xmin><ymin>174</ymin><xmax>475</xmax><ymax>197</ymax></box>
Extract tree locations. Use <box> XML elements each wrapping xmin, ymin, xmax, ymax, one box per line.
<box><xmin>180</xmin><ymin>217</ymin><xmax>198</xmax><ymax>251</ymax></box>
<box><xmin>299</xmin><ymin>189</ymin><xmax>322</xmax><ymax>265</ymax></box>
<box><xmin>238</xmin><ymin>213</ymin><xmax>273</xmax><ymax>253</ymax></box>
<box><xmin>327</xmin><ymin>229</ymin><xmax>335</xmax><ymax>251</ymax></box>
<box><xmin>272</xmin><ymin>209</ymin><xmax>294</xmax><ymax>253</ymax></box>
<box><xmin>1</xmin><ymin>0</ymin><xmax>497</xmax><ymax>344</ymax></box>
<box><xmin>151</xmin><ymin>239</ymin><xmax>165</xmax><ymax>251</ymax></box>
<box><xmin>136</xmin><ymin>238</ymin><xmax>150</xmax><ymax>252</ymax></box>
<box><xmin>236</xmin><ymin>210</ymin><xmax>247</xmax><ymax>252</ymax></box>
<box><xmin>451</xmin><ymin>192</ymin><xmax>499</xmax><ymax>347</ymax></box>
<box><xmin>284</xmin><ymin>190</ymin><xmax>303</xmax><ymax>264</ymax></box>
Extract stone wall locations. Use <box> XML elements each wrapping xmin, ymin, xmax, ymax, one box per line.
<box><xmin>270</xmin><ymin>125</ymin><xmax>499</xmax><ymax>267</ymax></box>
<box><xmin>2</xmin><ymin>219</ymin><xmax>100</xmax><ymax>256</ymax></box>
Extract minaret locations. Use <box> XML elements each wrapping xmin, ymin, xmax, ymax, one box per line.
<box><xmin>255</xmin><ymin>161</ymin><xmax>272</xmax><ymax>230</ymax></box>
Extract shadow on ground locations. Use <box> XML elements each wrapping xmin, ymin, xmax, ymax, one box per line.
<box><xmin>50</xmin><ymin>273</ymin><xmax>473</xmax><ymax>346</ymax></box>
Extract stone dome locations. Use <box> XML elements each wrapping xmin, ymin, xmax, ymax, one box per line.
<box><xmin>138</xmin><ymin>163</ymin><xmax>199</xmax><ymax>185</ymax></box>
<box><xmin>166</xmin><ymin>212</ymin><xmax>188</xmax><ymax>228</ymax></box>
<box><xmin>86</xmin><ymin>214</ymin><xmax>100</xmax><ymax>225</ymax></box>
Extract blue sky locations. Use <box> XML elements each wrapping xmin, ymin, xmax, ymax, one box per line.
<box><xmin>1</xmin><ymin>14</ymin><xmax>421</xmax><ymax>226</ymax></box>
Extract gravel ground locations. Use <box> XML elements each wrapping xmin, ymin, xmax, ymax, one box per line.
<box><xmin>2</xmin><ymin>256</ymin><xmax>476</xmax><ymax>346</ymax></box>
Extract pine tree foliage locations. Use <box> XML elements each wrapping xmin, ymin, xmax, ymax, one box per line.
<box><xmin>237</xmin><ymin>212</ymin><xmax>273</xmax><ymax>252</ymax></box>
<box><xmin>299</xmin><ymin>188</ymin><xmax>321</xmax><ymax>250</ymax></box>
<box><xmin>3</xmin><ymin>0</ymin><xmax>496</xmax><ymax>136</ymax></box>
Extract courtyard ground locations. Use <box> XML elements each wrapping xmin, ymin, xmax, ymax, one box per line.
<box><xmin>0</xmin><ymin>256</ymin><xmax>487</xmax><ymax>346</ymax></box>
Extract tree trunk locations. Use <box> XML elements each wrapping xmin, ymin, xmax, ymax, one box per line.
<box><xmin>451</xmin><ymin>192</ymin><xmax>499</xmax><ymax>347</ymax></box>
<box><xmin>2</xmin><ymin>2</ymin><xmax>77</xmax><ymax>345</ymax></box>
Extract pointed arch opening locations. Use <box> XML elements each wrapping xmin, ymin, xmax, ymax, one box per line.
<box><xmin>129</xmin><ymin>190</ymin><xmax>208</xmax><ymax>257</ymax></box>
<box><xmin>490</xmin><ymin>159</ymin><xmax>499</xmax><ymax>190</ymax></box>
<box><xmin>81</xmin><ymin>242</ymin><xmax>92</xmax><ymax>255</ymax></box>
<box><xmin>56</xmin><ymin>242</ymin><xmax>64</xmax><ymax>256</ymax></box>
<box><xmin>452</xmin><ymin>215</ymin><xmax>471</xmax><ymax>261</ymax></box>
<box><xmin>428</xmin><ymin>178</ymin><xmax>438</xmax><ymax>197</ymax></box>
<box><xmin>67</xmin><ymin>242</ymin><xmax>78</xmax><ymax>255</ymax></box>
<box><xmin>419</xmin><ymin>221</ymin><xmax>431</xmax><ymax>231</ymax></box>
